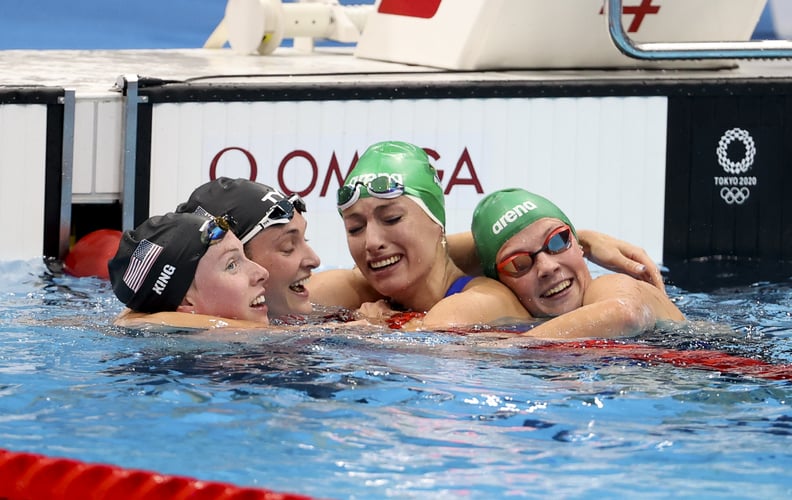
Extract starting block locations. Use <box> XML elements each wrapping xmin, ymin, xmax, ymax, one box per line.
<box><xmin>354</xmin><ymin>0</ymin><xmax>768</xmax><ymax>69</ymax></box>
<box><xmin>769</xmin><ymin>0</ymin><xmax>792</xmax><ymax>38</ymax></box>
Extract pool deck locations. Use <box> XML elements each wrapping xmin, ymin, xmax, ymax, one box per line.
<box><xmin>5</xmin><ymin>47</ymin><xmax>792</xmax><ymax>95</ymax></box>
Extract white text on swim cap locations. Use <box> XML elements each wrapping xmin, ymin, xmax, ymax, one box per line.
<box><xmin>260</xmin><ymin>191</ymin><xmax>285</xmax><ymax>204</ymax></box>
<box><xmin>152</xmin><ymin>265</ymin><xmax>176</xmax><ymax>295</ymax></box>
<box><xmin>345</xmin><ymin>173</ymin><xmax>404</xmax><ymax>186</ymax></box>
<box><xmin>492</xmin><ymin>201</ymin><xmax>538</xmax><ymax>235</ymax></box>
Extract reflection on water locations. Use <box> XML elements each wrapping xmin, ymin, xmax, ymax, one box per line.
<box><xmin>1</xmin><ymin>259</ymin><xmax>791</xmax><ymax>499</ymax></box>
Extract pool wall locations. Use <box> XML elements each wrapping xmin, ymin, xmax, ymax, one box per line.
<box><xmin>2</xmin><ymin>1</ymin><xmax>790</xmax><ymax>288</ymax></box>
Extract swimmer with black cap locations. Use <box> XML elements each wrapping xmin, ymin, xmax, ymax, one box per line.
<box><xmin>108</xmin><ymin>212</ymin><xmax>271</xmax><ymax>329</ymax></box>
<box><xmin>472</xmin><ymin>188</ymin><xmax>684</xmax><ymax>338</ymax></box>
<box><xmin>177</xmin><ymin>177</ymin><xmax>321</xmax><ymax>321</ymax></box>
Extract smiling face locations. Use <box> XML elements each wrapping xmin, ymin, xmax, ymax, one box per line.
<box><xmin>180</xmin><ymin>231</ymin><xmax>270</xmax><ymax>323</ymax></box>
<box><xmin>495</xmin><ymin>218</ymin><xmax>591</xmax><ymax>317</ymax></box>
<box><xmin>341</xmin><ymin>196</ymin><xmax>443</xmax><ymax>301</ymax></box>
<box><xmin>244</xmin><ymin>211</ymin><xmax>320</xmax><ymax>318</ymax></box>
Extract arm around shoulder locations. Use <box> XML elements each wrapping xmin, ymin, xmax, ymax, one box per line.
<box><xmin>308</xmin><ymin>268</ymin><xmax>384</xmax><ymax>309</ymax></box>
<box><xmin>420</xmin><ymin>277</ymin><xmax>533</xmax><ymax>330</ymax></box>
<box><xmin>524</xmin><ymin>274</ymin><xmax>684</xmax><ymax>340</ymax></box>
<box><xmin>113</xmin><ymin>308</ymin><xmax>267</xmax><ymax>330</ymax></box>
<box><xmin>577</xmin><ymin>229</ymin><xmax>666</xmax><ymax>292</ymax></box>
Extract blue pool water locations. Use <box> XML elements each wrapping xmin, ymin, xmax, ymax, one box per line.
<box><xmin>1</xmin><ymin>259</ymin><xmax>791</xmax><ymax>499</ymax></box>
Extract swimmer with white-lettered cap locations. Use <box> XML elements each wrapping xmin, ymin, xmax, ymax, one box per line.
<box><xmin>108</xmin><ymin>211</ymin><xmax>272</xmax><ymax>330</ymax></box>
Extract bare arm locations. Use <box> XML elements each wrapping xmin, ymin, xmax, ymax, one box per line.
<box><xmin>307</xmin><ymin>267</ymin><xmax>385</xmax><ymax>308</ymax></box>
<box><xmin>509</xmin><ymin>274</ymin><xmax>684</xmax><ymax>341</ymax></box>
<box><xmin>114</xmin><ymin>309</ymin><xmax>268</xmax><ymax>330</ymax></box>
<box><xmin>577</xmin><ymin>229</ymin><xmax>665</xmax><ymax>292</ymax></box>
<box><xmin>418</xmin><ymin>277</ymin><xmax>533</xmax><ymax>330</ymax></box>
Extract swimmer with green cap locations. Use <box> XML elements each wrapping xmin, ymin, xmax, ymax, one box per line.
<box><xmin>472</xmin><ymin>188</ymin><xmax>685</xmax><ymax>338</ymax></box>
<box><xmin>335</xmin><ymin>141</ymin><xmax>532</xmax><ymax>329</ymax></box>
<box><xmin>337</xmin><ymin>141</ymin><xmax>446</xmax><ymax>227</ymax></box>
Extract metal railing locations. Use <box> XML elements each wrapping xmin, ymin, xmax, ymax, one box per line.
<box><xmin>606</xmin><ymin>0</ymin><xmax>792</xmax><ymax>59</ymax></box>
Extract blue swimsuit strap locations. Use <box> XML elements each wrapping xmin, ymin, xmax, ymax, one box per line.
<box><xmin>444</xmin><ymin>275</ymin><xmax>475</xmax><ymax>298</ymax></box>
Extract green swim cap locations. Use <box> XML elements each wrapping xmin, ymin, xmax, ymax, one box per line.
<box><xmin>472</xmin><ymin>188</ymin><xmax>577</xmax><ymax>278</ymax></box>
<box><xmin>339</xmin><ymin>141</ymin><xmax>445</xmax><ymax>228</ymax></box>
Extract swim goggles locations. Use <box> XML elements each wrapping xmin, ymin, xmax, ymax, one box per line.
<box><xmin>337</xmin><ymin>175</ymin><xmax>405</xmax><ymax>211</ymax></box>
<box><xmin>240</xmin><ymin>194</ymin><xmax>306</xmax><ymax>244</ymax></box>
<box><xmin>496</xmin><ymin>225</ymin><xmax>573</xmax><ymax>277</ymax></box>
<box><xmin>200</xmin><ymin>215</ymin><xmax>236</xmax><ymax>245</ymax></box>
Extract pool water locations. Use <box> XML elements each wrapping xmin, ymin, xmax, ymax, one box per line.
<box><xmin>1</xmin><ymin>259</ymin><xmax>791</xmax><ymax>499</ymax></box>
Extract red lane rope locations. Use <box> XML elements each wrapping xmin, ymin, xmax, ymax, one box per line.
<box><xmin>393</xmin><ymin>312</ymin><xmax>789</xmax><ymax>381</ymax></box>
<box><xmin>533</xmin><ymin>339</ymin><xmax>792</xmax><ymax>381</ymax></box>
<box><xmin>0</xmin><ymin>449</ymin><xmax>314</xmax><ymax>500</ymax></box>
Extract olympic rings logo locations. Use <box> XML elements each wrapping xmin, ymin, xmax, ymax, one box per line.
<box><xmin>716</xmin><ymin>128</ymin><xmax>755</xmax><ymax>174</ymax></box>
<box><xmin>720</xmin><ymin>187</ymin><xmax>750</xmax><ymax>205</ymax></box>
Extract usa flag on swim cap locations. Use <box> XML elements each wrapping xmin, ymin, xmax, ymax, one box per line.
<box><xmin>122</xmin><ymin>239</ymin><xmax>163</xmax><ymax>292</ymax></box>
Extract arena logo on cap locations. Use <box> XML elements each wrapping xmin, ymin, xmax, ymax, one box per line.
<box><xmin>491</xmin><ymin>201</ymin><xmax>538</xmax><ymax>235</ymax></box>
<box><xmin>713</xmin><ymin>128</ymin><xmax>758</xmax><ymax>205</ymax></box>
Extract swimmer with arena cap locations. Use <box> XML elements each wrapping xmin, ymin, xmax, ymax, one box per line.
<box><xmin>108</xmin><ymin>212</ymin><xmax>272</xmax><ymax>329</ymax></box>
<box><xmin>471</xmin><ymin>188</ymin><xmax>685</xmax><ymax>338</ymax></box>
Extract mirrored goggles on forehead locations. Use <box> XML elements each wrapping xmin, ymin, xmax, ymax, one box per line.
<box><xmin>200</xmin><ymin>215</ymin><xmax>236</xmax><ymax>245</ymax></box>
<box><xmin>496</xmin><ymin>225</ymin><xmax>573</xmax><ymax>278</ymax></box>
<box><xmin>240</xmin><ymin>194</ymin><xmax>306</xmax><ymax>245</ymax></box>
<box><xmin>337</xmin><ymin>175</ymin><xmax>405</xmax><ymax>211</ymax></box>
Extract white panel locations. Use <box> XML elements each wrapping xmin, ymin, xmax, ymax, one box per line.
<box><xmin>94</xmin><ymin>99</ymin><xmax>123</xmax><ymax>195</ymax></box>
<box><xmin>150</xmin><ymin>102</ymin><xmax>197</xmax><ymax>213</ymax></box>
<box><xmin>149</xmin><ymin>96</ymin><xmax>668</xmax><ymax>269</ymax></box>
<box><xmin>0</xmin><ymin>105</ymin><xmax>47</xmax><ymax>260</ymax></box>
<box><xmin>72</xmin><ymin>100</ymin><xmax>96</xmax><ymax>194</ymax></box>
<box><xmin>73</xmin><ymin>96</ymin><xmax>123</xmax><ymax>199</ymax></box>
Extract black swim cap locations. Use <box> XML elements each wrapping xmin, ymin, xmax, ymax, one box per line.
<box><xmin>108</xmin><ymin>212</ymin><xmax>214</xmax><ymax>313</ymax></box>
<box><xmin>177</xmin><ymin>177</ymin><xmax>305</xmax><ymax>244</ymax></box>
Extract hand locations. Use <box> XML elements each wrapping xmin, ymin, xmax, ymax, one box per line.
<box><xmin>357</xmin><ymin>299</ymin><xmax>398</xmax><ymax>322</ymax></box>
<box><xmin>577</xmin><ymin>229</ymin><xmax>665</xmax><ymax>293</ymax></box>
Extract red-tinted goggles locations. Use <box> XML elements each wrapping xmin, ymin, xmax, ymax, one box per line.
<box><xmin>496</xmin><ymin>225</ymin><xmax>573</xmax><ymax>277</ymax></box>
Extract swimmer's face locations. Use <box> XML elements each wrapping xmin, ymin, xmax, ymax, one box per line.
<box><xmin>244</xmin><ymin>211</ymin><xmax>320</xmax><ymax>318</ymax></box>
<box><xmin>180</xmin><ymin>231</ymin><xmax>270</xmax><ymax>323</ymax></box>
<box><xmin>341</xmin><ymin>195</ymin><xmax>443</xmax><ymax>300</ymax></box>
<box><xmin>495</xmin><ymin>218</ymin><xmax>590</xmax><ymax>317</ymax></box>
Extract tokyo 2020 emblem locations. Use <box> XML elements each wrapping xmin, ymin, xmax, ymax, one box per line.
<box><xmin>714</xmin><ymin>128</ymin><xmax>757</xmax><ymax>205</ymax></box>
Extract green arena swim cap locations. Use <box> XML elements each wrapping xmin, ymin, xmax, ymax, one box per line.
<box><xmin>471</xmin><ymin>188</ymin><xmax>577</xmax><ymax>278</ymax></box>
<box><xmin>338</xmin><ymin>141</ymin><xmax>445</xmax><ymax>228</ymax></box>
